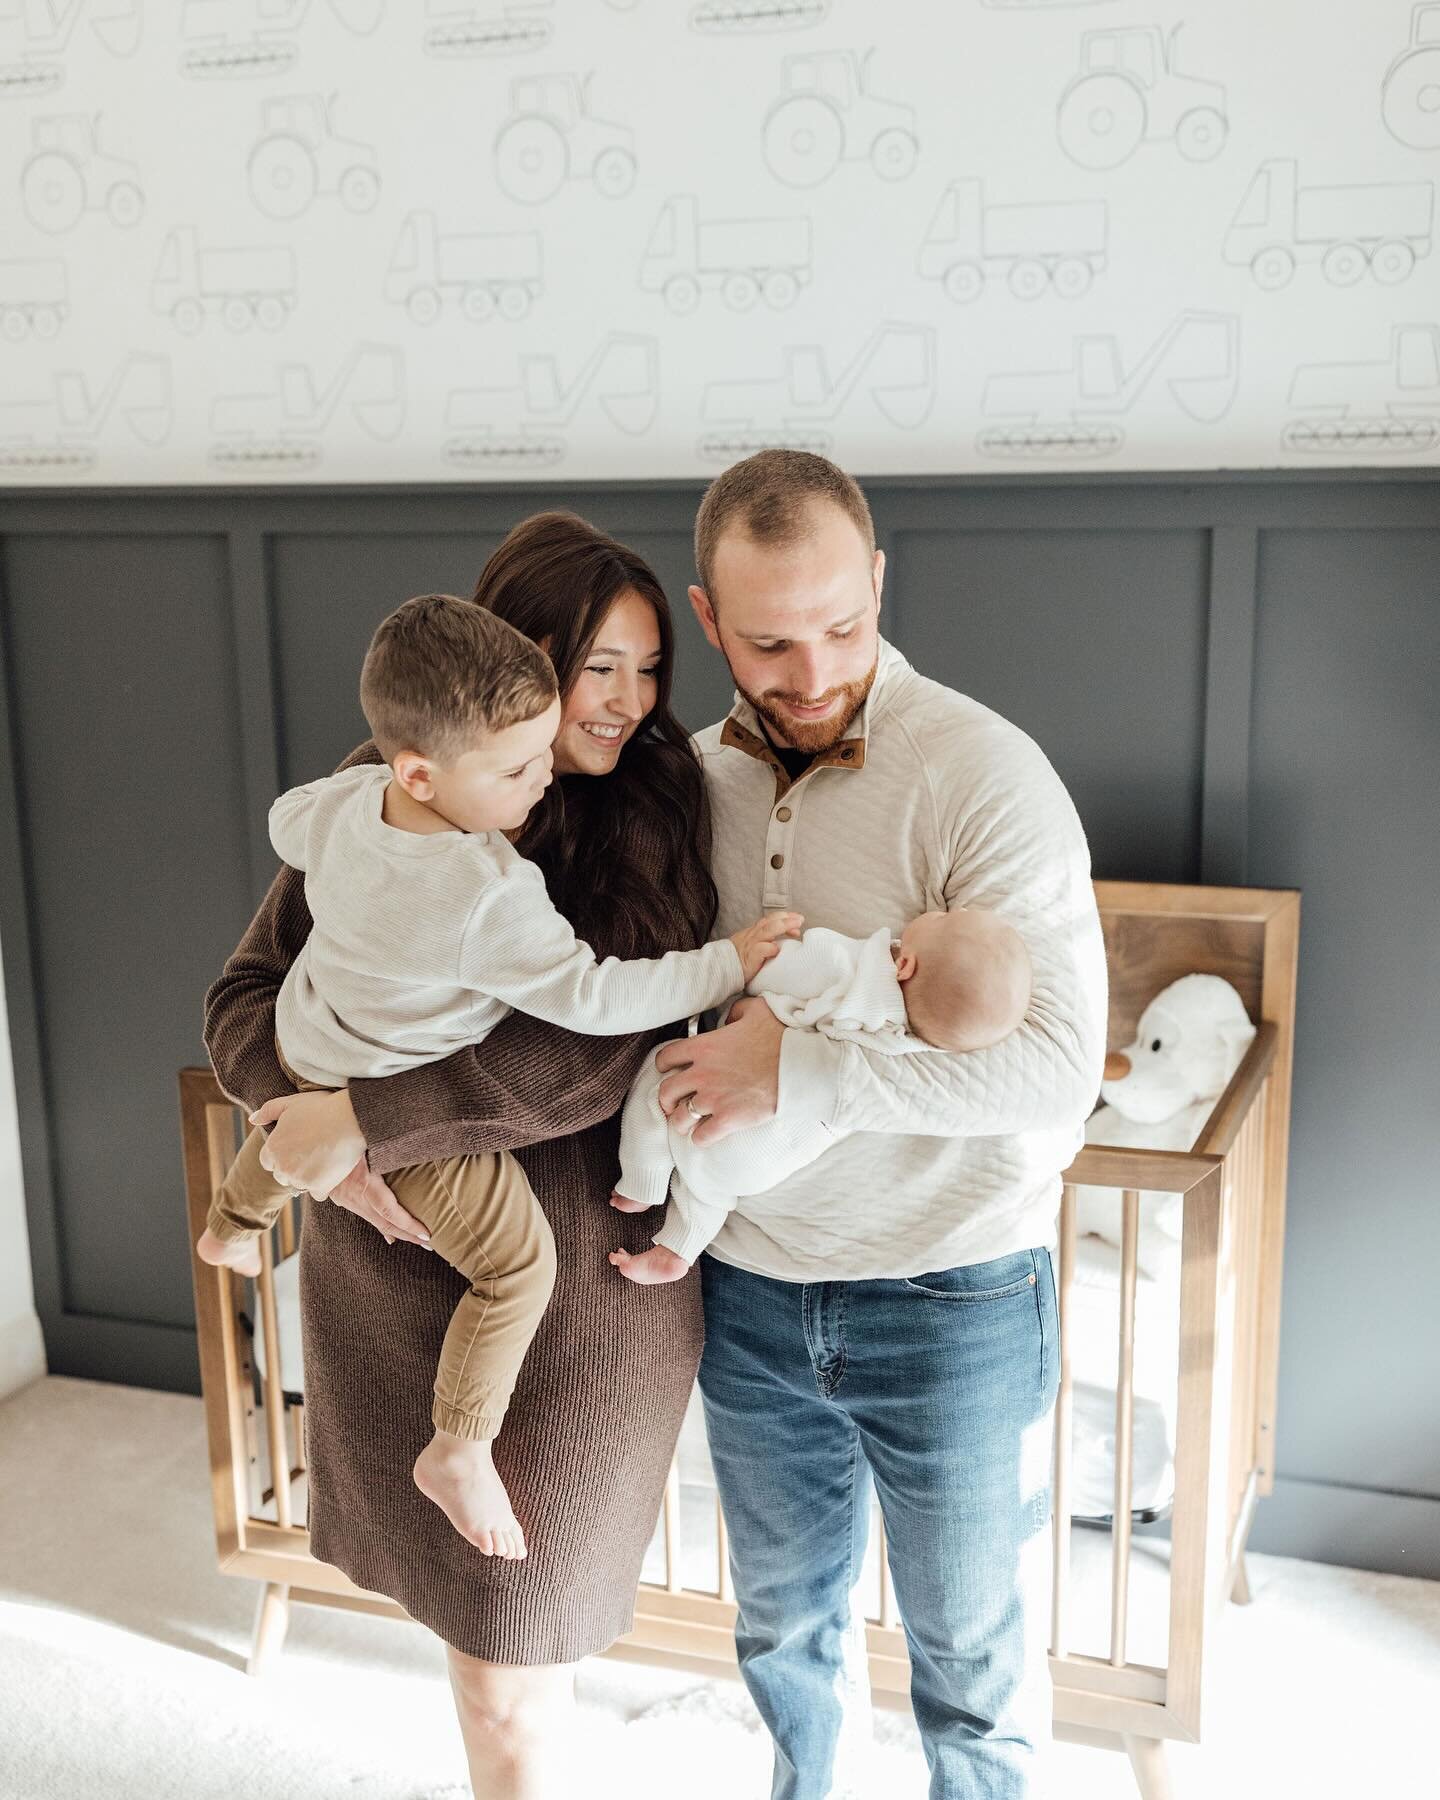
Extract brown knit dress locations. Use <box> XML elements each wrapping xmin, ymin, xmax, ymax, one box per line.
<box><xmin>203</xmin><ymin>743</ymin><xmax>704</xmax><ymax>1665</ymax></box>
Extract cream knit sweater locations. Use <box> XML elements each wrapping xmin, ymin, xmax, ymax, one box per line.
<box><xmin>692</xmin><ymin>638</ymin><xmax>1109</xmax><ymax>1282</ymax></box>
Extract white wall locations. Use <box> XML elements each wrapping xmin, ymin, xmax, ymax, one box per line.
<box><xmin>1</xmin><ymin>0</ymin><xmax>1436</xmax><ymax>483</ymax></box>
<box><xmin>0</xmin><ymin>923</ymin><xmax>46</xmax><ymax>1401</ymax></box>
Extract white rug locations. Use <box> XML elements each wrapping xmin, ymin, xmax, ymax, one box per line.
<box><xmin>2</xmin><ymin>1376</ymin><xmax>1436</xmax><ymax>1799</ymax></box>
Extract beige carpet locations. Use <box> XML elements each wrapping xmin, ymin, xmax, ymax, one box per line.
<box><xmin>2</xmin><ymin>1375</ymin><xmax>1436</xmax><ymax>1799</ymax></box>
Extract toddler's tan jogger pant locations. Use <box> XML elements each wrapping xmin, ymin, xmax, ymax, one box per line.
<box><xmin>207</xmin><ymin>1046</ymin><xmax>556</xmax><ymax>1444</ymax></box>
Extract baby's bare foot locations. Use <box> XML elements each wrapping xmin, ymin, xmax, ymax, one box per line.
<box><xmin>608</xmin><ymin>1245</ymin><xmax>690</xmax><ymax>1285</ymax></box>
<box><xmin>609</xmin><ymin>1189</ymin><xmax>649</xmax><ymax>1213</ymax></box>
<box><xmin>413</xmin><ymin>1431</ymin><xmax>526</xmax><ymax>1559</ymax></box>
<box><xmin>196</xmin><ymin>1227</ymin><xmax>261</xmax><ymax>1277</ymax></box>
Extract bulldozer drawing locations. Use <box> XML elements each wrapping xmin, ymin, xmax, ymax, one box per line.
<box><xmin>1283</xmin><ymin>325</ymin><xmax>1440</xmax><ymax>457</ymax></box>
<box><xmin>179</xmin><ymin>0</ymin><xmax>384</xmax><ymax>82</ymax></box>
<box><xmin>0</xmin><ymin>0</ymin><xmax>140</xmax><ymax>103</ymax></box>
<box><xmin>1223</xmin><ymin>160</ymin><xmax>1433</xmax><ymax>290</ymax></box>
<box><xmin>208</xmin><ymin>345</ymin><xmax>404</xmax><ymax>473</ymax></box>
<box><xmin>1057</xmin><ymin>25</ymin><xmax>1227</xmax><ymax>170</ymax></box>
<box><xmin>762</xmin><ymin>50</ymin><xmax>918</xmax><ymax>189</ymax></box>
<box><xmin>442</xmin><ymin>335</ymin><xmax>658</xmax><ymax>471</ymax></box>
<box><xmin>698</xmin><ymin>324</ymin><xmax>936</xmax><ymax>462</ymax></box>
<box><xmin>0</xmin><ymin>352</ymin><xmax>171</xmax><ymax>475</ymax></box>
<box><xmin>423</xmin><ymin>0</ymin><xmax>552</xmax><ymax>58</ymax></box>
<box><xmin>1383</xmin><ymin>5</ymin><xmax>1440</xmax><ymax>149</ymax></box>
<box><xmin>979</xmin><ymin>312</ymin><xmax>1240</xmax><ymax>459</ymax></box>
<box><xmin>21</xmin><ymin>114</ymin><xmax>143</xmax><ymax>234</ymax></box>
<box><xmin>151</xmin><ymin>228</ymin><xmax>298</xmax><ymax>334</ymax></box>
<box><xmin>494</xmin><ymin>73</ymin><xmax>635</xmax><ymax>204</ymax></box>
<box><xmin>690</xmin><ymin>1</ymin><xmax>829</xmax><ymax>32</ymax></box>
<box><xmin>247</xmin><ymin>94</ymin><xmax>380</xmax><ymax>220</ymax></box>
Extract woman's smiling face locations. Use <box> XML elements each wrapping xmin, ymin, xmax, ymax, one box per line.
<box><xmin>550</xmin><ymin>587</ymin><xmax>662</xmax><ymax>776</ymax></box>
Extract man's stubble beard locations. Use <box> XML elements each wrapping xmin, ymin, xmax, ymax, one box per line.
<box><xmin>732</xmin><ymin>652</ymin><xmax>879</xmax><ymax>756</ymax></box>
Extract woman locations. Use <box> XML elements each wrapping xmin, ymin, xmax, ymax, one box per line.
<box><xmin>203</xmin><ymin>512</ymin><xmax>718</xmax><ymax>1797</ymax></box>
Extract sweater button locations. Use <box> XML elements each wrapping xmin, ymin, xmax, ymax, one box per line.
<box><xmin>770</xmin><ymin>853</ymin><xmax>784</xmax><ymax>869</ymax></box>
<box><xmin>776</xmin><ymin>806</ymin><xmax>792</xmax><ymax>822</ymax></box>
<box><xmin>840</xmin><ymin>747</ymin><xmax>855</xmax><ymax>760</ymax></box>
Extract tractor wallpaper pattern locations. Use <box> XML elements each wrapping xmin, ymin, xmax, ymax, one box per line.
<box><xmin>0</xmin><ymin>0</ymin><xmax>1437</xmax><ymax>482</ymax></box>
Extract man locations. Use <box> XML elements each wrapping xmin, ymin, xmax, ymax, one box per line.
<box><xmin>653</xmin><ymin>449</ymin><xmax>1108</xmax><ymax>1799</ymax></box>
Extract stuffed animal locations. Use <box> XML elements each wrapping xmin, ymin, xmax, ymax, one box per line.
<box><xmin>1073</xmin><ymin>974</ymin><xmax>1256</xmax><ymax>1280</ymax></box>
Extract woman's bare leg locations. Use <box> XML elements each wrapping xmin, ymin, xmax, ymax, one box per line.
<box><xmin>444</xmin><ymin>1645</ymin><xmax>578</xmax><ymax>1799</ymax></box>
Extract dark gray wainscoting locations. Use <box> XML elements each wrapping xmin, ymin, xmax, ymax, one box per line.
<box><xmin>1</xmin><ymin>470</ymin><xmax>1436</xmax><ymax>1577</ymax></box>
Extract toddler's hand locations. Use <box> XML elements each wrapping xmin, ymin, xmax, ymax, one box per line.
<box><xmin>729</xmin><ymin>911</ymin><xmax>803</xmax><ymax>984</ymax></box>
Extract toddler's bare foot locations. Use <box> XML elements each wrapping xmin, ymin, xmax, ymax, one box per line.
<box><xmin>196</xmin><ymin>1227</ymin><xmax>261</xmax><ymax>1277</ymax></box>
<box><xmin>413</xmin><ymin>1430</ymin><xmax>526</xmax><ymax>1559</ymax></box>
<box><xmin>608</xmin><ymin>1244</ymin><xmax>690</xmax><ymax>1285</ymax></box>
<box><xmin>609</xmin><ymin>1189</ymin><xmax>649</xmax><ymax>1213</ymax></box>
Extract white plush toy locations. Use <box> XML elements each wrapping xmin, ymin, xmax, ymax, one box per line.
<box><xmin>1073</xmin><ymin>974</ymin><xmax>1256</xmax><ymax>1280</ymax></box>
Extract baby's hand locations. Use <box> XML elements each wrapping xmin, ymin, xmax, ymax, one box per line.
<box><xmin>729</xmin><ymin>911</ymin><xmax>803</xmax><ymax>984</ymax></box>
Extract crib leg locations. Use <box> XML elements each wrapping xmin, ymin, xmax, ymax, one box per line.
<box><xmin>248</xmin><ymin>1580</ymin><xmax>291</xmax><ymax>1677</ymax></box>
<box><xmin>1122</xmin><ymin>1734</ymin><xmax>1174</xmax><ymax>1800</ymax></box>
<box><xmin>1231</xmin><ymin>1553</ymin><xmax>1253</xmax><ymax>1605</ymax></box>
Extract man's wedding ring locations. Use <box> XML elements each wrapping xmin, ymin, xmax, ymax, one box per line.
<box><xmin>685</xmin><ymin>1096</ymin><xmax>707</xmax><ymax>1121</ymax></box>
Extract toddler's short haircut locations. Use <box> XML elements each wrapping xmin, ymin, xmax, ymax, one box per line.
<box><xmin>694</xmin><ymin>448</ymin><xmax>876</xmax><ymax>601</ymax></box>
<box><xmin>359</xmin><ymin>593</ymin><xmax>558</xmax><ymax>765</ymax></box>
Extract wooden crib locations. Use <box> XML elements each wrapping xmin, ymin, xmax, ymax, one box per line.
<box><xmin>179</xmin><ymin>879</ymin><xmax>1299</xmax><ymax>1800</ymax></box>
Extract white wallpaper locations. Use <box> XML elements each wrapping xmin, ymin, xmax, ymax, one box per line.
<box><xmin>1</xmin><ymin>0</ymin><xmax>1437</xmax><ymax>483</ymax></box>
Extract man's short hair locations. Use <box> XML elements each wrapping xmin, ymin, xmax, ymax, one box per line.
<box><xmin>694</xmin><ymin>449</ymin><xmax>876</xmax><ymax>600</ymax></box>
<box><xmin>359</xmin><ymin>592</ymin><xmax>557</xmax><ymax>765</ymax></box>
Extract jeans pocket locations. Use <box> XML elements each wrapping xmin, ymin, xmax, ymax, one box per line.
<box><xmin>901</xmin><ymin>1248</ymin><xmax>1039</xmax><ymax>1301</ymax></box>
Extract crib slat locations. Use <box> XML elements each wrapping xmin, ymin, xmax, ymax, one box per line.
<box><xmin>1110</xmin><ymin>1189</ymin><xmax>1140</xmax><ymax>1668</ymax></box>
<box><xmin>716</xmin><ymin>1494</ymin><xmax>734</xmax><ymax>1602</ymax></box>
<box><xmin>1051</xmin><ymin>1184</ymin><xmax>1077</xmax><ymax>1657</ymax></box>
<box><xmin>255</xmin><ymin>1230</ymin><xmax>292</xmax><ymax>1530</ymax></box>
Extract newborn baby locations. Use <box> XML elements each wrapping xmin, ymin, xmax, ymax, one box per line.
<box><xmin>608</xmin><ymin>907</ymin><xmax>1034</xmax><ymax>1284</ymax></box>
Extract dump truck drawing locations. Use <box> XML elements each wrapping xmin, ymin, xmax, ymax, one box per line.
<box><xmin>1224</xmin><ymin>159</ymin><xmax>1434</xmax><ymax>290</ymax></box>
<box><xmin>494</xmin><ymin>74</ymin><xmax>635</xmax><ymax>205</ymax></box>
<box><xmin>180</xmin><ymin>0</ymin><xmax>384</xmax><ymax>80</ymax></box>
<box><xmin>698</xmin><ymin>324</ymin><xmax>936</xmax><ymax>461</ymax></box>
<box><xmin>979</xmin><ymin>312</ymin><xmax>1240</xmax><ymax>459</ymax></box>
<box><xmin>762</xmin><ymin>51</ymin><xmax>918</xmax><ymax>188</ymax></box>
<box><xmin>443</xmin><ymin>335</ymin><xmax>658</xmax><ymax>470</ymax></box>
<box><xmin>690</xmin><ymin>1</ymin><xmax>829</xmax><ymax>32</ymax></box>
<box><xmin>639</xmin><ymin>196</ymin><xmax>811</xmax><ymax>314</ymax></box>
<box><xmin>384</xmin><ymin>212</ymin><xmax>542</xmax><ymax>324</ymax></box>
<box><xmin>0</xmin><ymin>0</ymin><xmax>140</xmax><ymax>102</ymax></box>
<box><xmin>1383</xmin><ymin>5</ymin><xmax>1440</xmax><ymax>148</ymax></box>
<box><xmin>209</xmin><ymin>345</ymin><xmax>404</xmax><ymax>472</ymax></box>
<box><xmin>247</xmin><ymin>95</ymin><xmax>380</xmax><ymax>220</ymax></box>
<box><xmin>0</xmin><ymin>353</ymin><xmax>171</xmax><ymax>475</ymax></box>
<box><xmin>917</xmin><ymin>179</ymin><xmax>1108</xmax><ymax>303</ymax></box>
<box><xmin>1057</xmin><ymin>25</ymin><xmax>1227</xmax><ymax>170</ymax></box>
<box><xmin>0</xmin><ymin>259</ymin><xmax>68</xmax><ymax>340</ymax></box>
<box><xmin>151</xmin><ymin>229</ymin><xmax>298</xmax><ymax>334</ymax></box>
<box><xmin>424</xmin><ymin>0</ymin><xmax>553</xmax><ymax>58</ymax></box>
<box><xmin>1283</xmin><ymin>325</ymin><xmax>1440</xmax><ymax>456</ymax></box>
<box><xmin>21</xmin><ymin>114</ymin><xmax>143</xmax><ymax>233</ymax></box>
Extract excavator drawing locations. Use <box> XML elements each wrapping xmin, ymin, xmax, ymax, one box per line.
<box><xmin>443</xmin><ymin>335</ymin><xmax>658</xmax><ymax>470</ymax></box>
<box><xmin>208</xmin><ymin>345</ymin><xmax>404</xmax><ymax>472</ymax></box>
<box><xmin>698</xmin><ymin>324</ymin><xmax>935</xmax><ymax>461</ymax></box>
<box><xmin>0</xmin><ymin>0</ymin><xmax>140</xmax><ymax>102</ymax></box>
<box><xmin>0</xmin><ymin>352</ymin><xmax>171</xmax><ymax>474</ymax></box>
<box><xmin>1283</xmin><ymin>324</ymin><xmax>1440</xmax><ymax>456</ymax></box>
<box><xmin>979</xmin><ymin>311</ymin><xmax>1240</xmax><ymax>458</ymax></box>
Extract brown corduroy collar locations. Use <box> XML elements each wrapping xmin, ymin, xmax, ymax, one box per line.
<box><xmin>717</xmin><ymin>713</ymin><xmax>867</xmax><ymax>801</ymax></box>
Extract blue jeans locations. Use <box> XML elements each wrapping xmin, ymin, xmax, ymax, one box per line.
<box><xmin>699</xmin><ymin>1247</ymin><xmax>1060</xmax><ymax>1800</ymax></box>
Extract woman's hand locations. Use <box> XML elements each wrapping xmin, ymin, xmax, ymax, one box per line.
<box><xmin>249</xmin><ymin>1088</ymin><xmax>367</xmax><ymax>1202</ymax></box>
<box><xmin>327</xmin><ymin>1158</ymin><xmax>434</xmax><ymax>1249</ymax></box>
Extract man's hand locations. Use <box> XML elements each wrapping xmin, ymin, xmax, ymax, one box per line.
<box><xmin>654</xmin><ymin>995</ymin><xmax>784</xmax><ymax>1146</ymax></box>
<box><xmin>249</xmin><ymin>1087</ymin><xmax>367</xmax><ymax>1202</ymax></box>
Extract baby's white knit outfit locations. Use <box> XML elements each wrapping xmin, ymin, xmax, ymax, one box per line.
<box><xmin>268</xmin><ymin>763</ymin><xmax>743</xmax><ymax>1088</ymax></box>
<box><xmin>615</xmin><ymin>925</ymin><xmax>929</xmax><ymax>1263</ymax></box>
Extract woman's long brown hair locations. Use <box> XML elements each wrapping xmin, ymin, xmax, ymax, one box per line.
<box><xmin>471</xmin><ymin>511</ymin><xmax>719</xmax><ymax>959</ymax></box>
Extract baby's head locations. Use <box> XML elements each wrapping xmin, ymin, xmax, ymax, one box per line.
<box><xmin>360</xmin><ymin>593</ymin><xmax>561</xmax><ymax>834</ymax></box>
<box><xmin>894</xmin><ymin>908</ymin><xmax>1033</xmax><ymax>1052</ymax></box>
